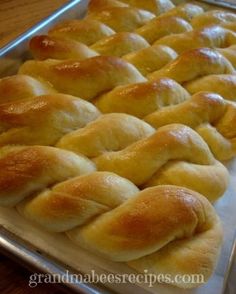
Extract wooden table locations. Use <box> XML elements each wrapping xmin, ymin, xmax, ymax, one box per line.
<box><xmin>0</xmin><ymin>0</ymin><xmax>68</xmax><ymax>47</ymax></box>
<box><xmin>0</xmin><ymin>1</ymin><xmax>69</xmax><ymax>292</ymax></box>
<box><xmin>0</xmin><ymin>255</ymin><xmax>65</xmax><ymax>294</ymax></box>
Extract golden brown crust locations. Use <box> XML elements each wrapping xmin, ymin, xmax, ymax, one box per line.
<box><xmin>49</xmin><ymin>19</ymin><xmax>115</xmax><ymax>46</ymax></box>
<box><xmin>155</xmin><ymin>26</ymin><xmax>236</xmax><ymax>54</ymax></box>
<box><xmin>222</xmin><ymin>22</ymin><xmax>236</xmax><ymax>32</ymax></box>
<box><xmin>17</xmin><ymin>171</ymin><xmax>139</xmax><ymax>232</ymax></box>
<box><xmin>69</xmin><ymin>185</ymin><xmax>217</xmax><ymax>259</ymax></box>
<box><xmin>67</xmin><ymin>185</ymin><xmax>222</xmax><ymax>288</ymax></box>
<box><xmin>0</xmin><ymin>75</ymin><xmax>54</xmax><ymax>103</ymax></box>
<box><xmin>192</xmin><ymin>10</ymin><xmax>236</xmax><ymax>29</ymax></box>
<box><xmin>1</xmin><ymin>1</ymin><xmax>234</xmax><ymax>289</ymax></box>
<box><xmin>15</xmin><ymin>172</ymin><xmax>223</xmax><ymax>288</ymax></box>
<box><xmin>0</xmin><ymin>94</ymin><xmax>100</xmax><ymax>146</ymax></box>
<box><xmin>56</xmin><ymin>113</ymin><xmax>155</xmax><ymax>157</ymax></box>
<box><xmin>144</xmin><ymin>92</ymin><xmax>236</xmax><ymax>160</ymax></box>
<box><xmin>144</xmin><ymin>92</ymin><xmax>226</xmax><ymax>129</ymax></box>
<box><xmin>217</xmin><ymin>45</ymin><xmax>236</xmax><ymax>68</ymax></box>
<box><xmin>119</xmin><ymin>0</ymin><xmax>174</xmax><ymax>15</ymax></box>
<box><xmin>30</xmin><ymin>35</ymin><xmax>98</xmax><ymax>60</ymax></box>
<box><xmin>93</xmin><ymin>124</ymin><xmax>229</xmax><ymax>199</ymax></box>
<box><xmin>88</xmin><ymin>0</ymin><xmax>128</xmax><ymax>14</ymax></box>
<box><xmin>0</xmin><ymin>146</ymin><xmax>95</xmax><ymax>206</ymax></box>
<box><xmin>128</xmin><ymin>214</ymin><xmax>222</xmax><ymax>288</ymax></box>
<box><xmin>123</xmin><ymin>44</ymin><xmax>178</xmax><ymax>75</ymax></box>
<box><xmin>148</xmin><ymin>48</ymin><xmax>235</xmax><ymax>83</ymax></box>
<box><xmin>91</xmin><ymin>32</ymin><xmax>149</xmax><ymax>57</ymax></box>
<box><xmin>143</xmin><ymin>160</ymin><xmax>228</xmax><ymax>202</ymax></box>
<box><xmin>87</xmin><ymin>7</ymin><xmax>155</xmax><ymax>32</ymax></box>
<box><xmin>136</xmin><ymin>15</ymin><xmax>192</xmax><ymax>44</ymax></box>
<box><xmin>159</xmin><ymin>3</ymin><xmax>204</xmax><ymax>22</ymax></box>
<box><xmin>94</xmin><ymin>78</ymin><xmax>190</xmax><ymax>117</ymax></box>
<box><xmin>88</xmin><ymin>0</ymin><xmax>174</xmax><ymax>15</ymax></box>
<box><xmin>19</xmin><ymin>56</ymin><xmax>146</xmax><ymax>100</ymax></box>
<box><xmin>184</xmin><ymin>74</ymin><xmax>236</xmax><ymax>101</ymax></box>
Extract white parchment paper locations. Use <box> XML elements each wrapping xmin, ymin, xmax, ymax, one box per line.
<box><xmin>0</xmin><ymin>159</ymin><xmax>235</xmax><ymax>294</ymax></box>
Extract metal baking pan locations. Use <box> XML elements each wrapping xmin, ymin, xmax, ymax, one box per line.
<box><xmin>198</xmin><ymin>0</ymin><xmax>236</xmax><ymax>10</ymax></box>
<box><xmin>0</xmin><ymin>0</ymin><xmax>236</xmax><ymax>293</ymax></box>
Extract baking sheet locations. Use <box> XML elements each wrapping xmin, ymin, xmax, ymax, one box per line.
<box><xmin>0</xmin><ymin>0</ymin><xmax>236</xmax><ymax>293</ymax></box>
<box><xmin>0</xmin><ymin>160</ymin><xmax>235</xmax><ymax>294</ymax></box>
<box><xmin>0</xmin><ymin>0</ymin><xmax>89</xmax><ymax>77</ymax></box>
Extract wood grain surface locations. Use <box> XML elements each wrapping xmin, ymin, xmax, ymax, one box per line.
<box><xmin>0</xmin><ymin>255</ymin><xmax>66</xmax><ymax>294</ymax></box>
<box><xmin>0</xmin><ymin>2</ymin><xmax>69</xmax><ymax>293</ymax></box>
<box><xmin>0</xmin><ymin>0</ymin><xmax>68</xmax><ymax>47</ymax></box>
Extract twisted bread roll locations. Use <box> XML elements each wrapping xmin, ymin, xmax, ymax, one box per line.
<box><xmin>184</xmin><ymin>74</ymin><xmax>236</xmax><ymax>101</ymax></box>
<box><xmin>88</xmin><ymin>1</ymin><xmax>203</xmax><ymax>22</ymax></box>
<box><xmin>192</xmin><ymin>10</ymin><xmax>236</xmax><ymax>29</ymax></box>
<box><xmin>93</xmin><ymin>78</ymin><xmax>236</xmax><ymax>160</ymax></box>
<box><xmin>217</xmin><ymin>45</ymin><xmax>236</xmax><ymax>68</ymax></box>
<box><xmin>19</xmin><ymin>56</ymin><xmax>146</xmax><ymax>100</ymax></box>
<box><xmin>88</xmin><ymin>0</ymin><xmax>128</xmax><ymax>14</ymax></box>
<box><xmin>196</xmin><ymin>122</ymin><xmax>236</xmax><ymax>164</ymax></box>
<box><xmin>144</xmin><ymin>92</ymin><xmax>236</xmax><ymax>160</ymax></box>
<box><xmin>126</xmin><ymin>186</ymin><xmax>222</xmax><ymax>288</ymax></box>
<box><xmin>0</xmin><ymin>75</ymin><xmax>54</xmax><ymax>103</ymax></box>
<box><xmin>29</xmin><ymin>3</ymin><xmax>207</xmax><ymax>66</ymax></box>
<box><xmin>144</xmin><ymin>92</ymin><xmax>225</xmax><ymax>128</ymax></box>
<box><xmin>30</xmin><ymin>33</ymin><xmax>179</xmax><ymax>74</ymax></box>
<box><xmin>118</xmin><ymin>0</ymin><xmax>174</xmax><ymax>15</ymax></box>
<box><xmin>222</xmin><ymin>22</ymin><xmax>236</xmax><ymax>33</ymax></box>
<box><xmin>56</xmin><ymin>113</ymin><xmax>155</xmax><ymax>157</ymax></box>
<box><xmin>69</xmin><ymin>185</ymin><xmax>222</xmax><ymax>288</ymax></box>
<box><xmin>158</xmin><ymin>3</ymin><xmax>204</xmax><ymax>22</ymax></box>
<box><xmin>29</xmin><ymin>28</ymin><xmax>236</xmax><ymax>80</ymax></box>
<box><xmin>87</xmin><ymin>7</ymin><xmax>155</xmax><ymax>32</ymax></box>
<box><xmin>0</xmin><ymin>145</ymin><xmax>95</xmax><ymax>206</ymax></box>
<box><xmin>88</xmin><ymin>0</ymin><xmax>174</xmax><ymax>15</ymax></box>
<box><xmin>30</xmin><ymin>33</ymin><xmax>149</xmax><ymax>60</ymax></box>
<box><xmin>0</xmin><ymin>94</ymin><xmax>100</xmax><ymax>146</ymax></box>
<box><xmin>57</xmin><ymin>123</ymin><xmax>228</xmax><ymax>200</ymax></box>
<box><xmin>31</xmin><ymin>14</ymin><xmax>191</xmax><ymax>63</ymax></box>
<box><xmin>33</xmin><ymin>4</ymin><xmax>204</xmax><ymax>62</ymax></box>
<box><xmin>90</xmin><ymin>32</ymin><xmax>149</xmax><ymax>56</ymax></box>
<box><xmin>29</xmin><ymin>35</ymin><xmax>98</xmax><ymax>61</ymax></box>
<box><xmin>15</xmin><ymin>171</ymin><xmax>222</xmax><ymax>288</ymax></box>
<box><xmin>30</xmin><ymin>23</ymin><xmax>236</xmax><ymax>76</ymax></box>
<box><xmin>49</xmin><ymin>19</ymin><xmax>115</xmax><ymax>46</ymax></box>
<box><xmin>135</xmin><ymin>15</ymin><xmax>192</xmax><ymax>44</ymax></box>
<box><xmin>27</xmin><ymin>1</ymin><xmax>206</xmax><ymax>72</ymax></box>
<box><xmin>123</xmin><ymin>44</ymin><xmax>178</xmax><ymax>75</ymax></box>
<box><xmin>141</xmin><ymin>158</ymin><xmax>227</xmax><ymax>202</ymax></box>
<box><xmin>87</xmin><ymin>3</ymin><xmax>204</xmax><ymax>36</ymax></box>
<box><xmin>49</xmin><ymin>3</ymin><xmax>202</xmax><ymax>46</ymax></box>
<box><xmin>28</xmin><ymin>9</ymin><xmax>236</xmax><ymax>94</ymax></box>
<box><xmin>148</xmin><ymin>48</ymin><xmax>235</xmax><ymax>83</ymax></box>
<box><xmin>155</xmin><ymin>26</ymin><xmax>236</xmax><ymax>54</ymax></box>
<box><xmin>0</xmin><ymin>1</ymin><xmax>230</xmax><ymax>287</ymax></box>
<box><xmin>17</xmin><ymin>171</ymin><xmax>139</xmax><ymax>232</ymax></box>
<box><xmin>52</xmin><ymin>13</ymin><xmax>192</xmax><ymax>47</ymax></box>
<box><xmin>94</xmin><ymin>78</ymin><xmax>190</xmax><ymax>117</ymax></box>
